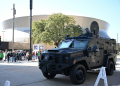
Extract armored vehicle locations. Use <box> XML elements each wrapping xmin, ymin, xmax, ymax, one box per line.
<box><xmin>38</xmin><ymin>21</ymin><xmax>117</xmax><ymax>85</ymax></box>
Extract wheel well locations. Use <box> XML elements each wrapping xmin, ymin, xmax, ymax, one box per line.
<box><xmin>108</xmin><ymin>58</ymin><xmax>115</xmax><ymax>70</ymax></box>
<box><xmin>76</xmin><ymin>60</ymin><xmax>89</xmax><ymax>70</ymax></box>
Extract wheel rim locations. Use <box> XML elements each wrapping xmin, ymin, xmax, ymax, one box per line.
<box><xmin>110</xmin><ymin>63</ymin><xmax>114</xmax><ymax>73</ymax></box>
<box><xmin>76</xmin><ymin>69</ymin><xmax>84</xmax><ymax>80</ymax></box>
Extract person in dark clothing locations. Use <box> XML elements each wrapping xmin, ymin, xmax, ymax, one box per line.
<box><xmin>7</xmin><ymin>52</ymin><xmax>10</xmax><ymax>62</ymax></box>
<box><xmin>19</xmin><ymin>52</ymin><xmax>22</xmax><ymax>61</ymax></box>
<box><xmin>21</xmin><ymin>51</ymin><xmax>24</xmax><ymax>60</ymax></box>
<box><xmin>23</xmin><ymin>51</ymin><xmax>26</xmax><ymax>60</ymax></box>
<box><xmin>13</xmin><ymin>52</ymin><xmax>16</xmax><ymax>62</ymax></box>
<box><xmin>84</xmin><ymin>28</ymin><xmax>90</xmax><ymax>36</ymax></box>
<box><xmin>9</xmin><ymin>51</ymin><xmax>13</xmax><ymax>62</ymax></box>
<box><xmin>16</xmin><ymin>51</ymin><xmax>19</xmax><ymax>61</ymax></box>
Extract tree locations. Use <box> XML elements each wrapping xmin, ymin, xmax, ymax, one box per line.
<box><xmin>32</xmin><ymin>19</ymin><xmax>46</xmax><ymax>43</ymax></box>
<box><xmin>32</xmin><ymin>13</ymin><xmax>83</xmax><ymax>47</ymax></box>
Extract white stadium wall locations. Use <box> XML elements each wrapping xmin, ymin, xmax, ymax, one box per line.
<box><xmin>1</xmin><ymin>15</ymin><xmax>110</xmax><ymax>42</ymax></box>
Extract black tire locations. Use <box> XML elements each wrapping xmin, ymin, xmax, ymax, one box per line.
<box><xmin>43</xmin><ymin>72</ymin><xmax>56</xmax><ymax>79</ymax></box>
<box><xmin>70</xmin><ymin>64</ymin><xmax>86</xmax><ymax>85</ymax></box>
<box><xmin>106</xmin><ymin>61</ymin><xmax>114</xmax><ymax>75</ymax></box>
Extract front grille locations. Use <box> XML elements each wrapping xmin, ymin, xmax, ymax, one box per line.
<box><xmin>55</xmin><ymin>56</ymin><xmax>61</xmax><ymax>63</ymax></box>
<box><xmin>49</xmin><ymin>55</ymin><xmax>53</xmax><ymax>60</ymax></box>
<box><xmin>41</xmin><ymin>55</ymin><xmax>44</xmax><ymax>60</ymax></box>
<box><xmin>51</xmin><ymin>65</ymin><xmax>56</xmax><ymax>69</ymax></box>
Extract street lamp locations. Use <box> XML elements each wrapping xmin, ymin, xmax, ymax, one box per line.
<box><xmin>11</xmin><ymin>4</ymin><xmax>16</xmax><ymax>52</ymax></box>
<box><xmin>29</xmin><ymin>0</ymin><xmax>33</xmax><ymax>60</ymax></box>
<box><xmin>2</xmin><ymin>31</ymin><xmax>5</xmax><ymax>41</ymax></box>
<box><xmin>117</xmin><ymin>33</ymin><xmax>119</xmax><ymax>46</ymax></box>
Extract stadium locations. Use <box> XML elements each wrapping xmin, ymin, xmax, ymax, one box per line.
<box><xmin>0</xmin><ymin>14</ymin><xmax>110</xmax><ymax>50</ymax></box>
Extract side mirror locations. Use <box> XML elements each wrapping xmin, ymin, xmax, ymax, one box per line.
<box><xmin>93</xmin><ymin>45</ymin><xmax>99</xmax><ymax>52</ymax></box>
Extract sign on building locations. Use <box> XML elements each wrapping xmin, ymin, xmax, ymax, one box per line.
<box><xmin>34</xmin><ymin>45</ymin><xmax>38</xmax><ymax>50</ymax></box>
<box><xmin>39</xmin><ymin>46</ymin><xmax>44</xmax><ymax>50</ymax></box>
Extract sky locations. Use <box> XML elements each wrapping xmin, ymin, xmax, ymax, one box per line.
<box><xmin>0</xmin><ymin>0</ymin><xmax>120</xmax><ymax>43</ymax></box>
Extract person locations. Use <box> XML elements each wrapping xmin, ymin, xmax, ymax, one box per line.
<box><xmin>7</xmin><ymin>52</ymin><xmax>10</xmax><ymax>62</ymax></box>
<box><xmin>23</xmin><ymin>51</ymin><xmax>26</xmax><ymax>60</ymax></box>
<box><xmin>2</xmin><ymin>51</ymin><xmax>5</xmax><ymax>61</ymax></box>
<box><xmin>0</xmin><ymin>51</ymin><xmax>4</xmax><ymax>61</ymax></box>
<box><xmin>37</xmin><ymin>51</ymin><xmax>40</xmax><ymax>60</ymax></box>
<box><xmin>32</xmin><ymin>51</ymin><xmax>35</xmax><ymax>60</ymax></box>
<box><xmin>26</xmin><ymin>52</ymin><xmax>29</xmax><ymax>61</ymax></box>
<box><xmin>19</xmin><ymin>51</ymin><xmax>22</xmax><ymax>61</ymax></box>
<box><xmin>9</xmin><ymin>51</ymin><xmax>13</xmax><ymax>62</ymax></box>
<box><xmin>16</xmin><ymin>51</ymin><xmax>19</xmax><ymax>61</ymax></box>
<box><xmin>12</xmin><ymin>51</ymin><xmax>15</xmax><ymax>62</ymax></box>
<box><xmin>21</xmin><ymin>51</ymin><xmax>24</xmax><ymax>60</ymax></box>
<box><xmin>84</xmin><ymin>28</ymin><xmax>90</xmax><ymax>36</ymax></box>
<box><xmin>35</xmin><ymin>51</ymin><xmax>38</xmax><ymax>59</ymax></box>
<box><xmin>5</xmin><ymin>51</ymin><xmax>8</xmax><ymax>61</ymax></box>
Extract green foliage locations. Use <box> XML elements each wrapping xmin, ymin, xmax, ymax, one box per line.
<box><xmin>116</xmin><ymin>45</ymin><xmax>120</xmax><ymax>50</ymax></box>
<box><xmin>32</xmin><ymin>13</ymin><xmax>83</xmax><ymax>47</ymax></box>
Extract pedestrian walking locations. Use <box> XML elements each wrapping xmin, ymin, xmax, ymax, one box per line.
<box><xmin>5</xmin><ymin>51</ymin><xmax>8</xmax><ymax>61</ymax></box>
<box><xmin>19</xmin><ymin>51</ymin><xmax>22</xmax><ymax>61</ymax></box>
<box><xmin>0</xmin><ymin>51</ymin><xmax>4</xmax><ymax>61</ymax></box>
<box><xmin>21</xmin><ymin>51</ymin><xmax>24</xmax><ymax>60</ymax></box>
<box><xmin>24</xmin><ymin>51</ymin><xmax>26</xmax><ymax>60</ymax></box>
<box><xmin>2</xmin><ymin>51</ymin><xmax>5</xmax><ymax>61</ymax></box>
<box><xmin>26</xmin><ymin>52</ymin><xmax>29</xmax><ymax>61</ymax></box>
<box><xmin>32</xmin><ymin>51</ymin><xmax>35</xmax><ymax>60</ymax></box>
<box><xmin>9</xmin><ymin>51</ymin><xmax>13</xmax><ymax>62</ymax></box>
<box><xmin>12</xmin><ymin>51</ymin><xmax>15</xmax><ymax>62</ymax></box>
<box><xmin>7</xmin><ymin>52</ymin><xmax>10</xmax><ymax>62</ymax></box>
<box><xmin>35</xmin><ymin>51</ymin><xmax>38</xmax><ymax>59</ymax></box>
<box><xmin>16</xmin><ymin>51</ymin><xmax>19</xmax><ymax>61</ymax></box>
<box><xmin>37</xmin><ymin>51</ymin><xmax>40</xmax><ymax>60</ymax></box>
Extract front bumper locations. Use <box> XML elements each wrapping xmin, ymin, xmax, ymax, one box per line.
<box><xmin>39</xmin><ymin>60</ymin><xmax>69</xmax><ymax>73</ymax></box>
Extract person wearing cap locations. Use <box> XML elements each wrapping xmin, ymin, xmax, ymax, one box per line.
<box><xmin>84</xmin><ymin>28</ymin><xmax>90</xmax><ymax>36</ymax></box>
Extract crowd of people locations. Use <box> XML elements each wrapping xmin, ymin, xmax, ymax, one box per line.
<box><xmin>0</xmin><ymin>50</ymin><xmax>41</xmax><ymax>62</ymax></box>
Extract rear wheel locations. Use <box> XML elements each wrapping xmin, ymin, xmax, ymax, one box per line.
<box><xmin>70</xmin><ymin>64</ymin><xmax>86</xmax><ymax>85</ymax></box>
<box><xmin>43</xmin><ymin>72</ymin><xmax>56</xmax><ymax>79</ymax></box>
<box><xmin>106</xmin><ymin>61</ymin><xmax>114</xmax><ymax>75</ymax></box>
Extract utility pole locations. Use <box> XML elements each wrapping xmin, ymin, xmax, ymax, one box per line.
<box><xmin>117</xmin><ymin>33</ymin><xmax>119</xmax><ymax>47</ymax></box>
<box><xmin>12</xmin><ymin>4</ymin><xmax>16</xmax><ymax>52</ymax></box>
<box><xmin>29</xmin><ymin>0</ymin><xmax>32</xmax><ymax>60</ymax></box>
<box><xmin>2</xmin><ymin>31</ymin><xmax>5</xmax><ymax>41</ymax></box>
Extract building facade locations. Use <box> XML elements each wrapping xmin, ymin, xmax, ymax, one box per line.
<box><xmin>0</xmin><ymin>15</ymin><xmax>110</xmax><ymax>50</ymax></box>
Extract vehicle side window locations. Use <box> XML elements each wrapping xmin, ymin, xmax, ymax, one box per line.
<box><xmin>106</xmin><ymin>42</ymin><xmax>109</xmax><ymax>46</ymax></box>
<box><xmin>69</xmin><ymin>42</ymin><xmax>74</xmax><ymax>48</ymax></box>
<box><xmin>99</xmin><ymin>43</ymin><xmax>104</xmax><ymax>49</ymax></box>
<box><xmin>89</xmin><ymin>43</ymin><xmax>94</xmax><ymax>48</ymax></box>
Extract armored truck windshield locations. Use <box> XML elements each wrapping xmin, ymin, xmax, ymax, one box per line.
<box><xmin>58</xmin><ymin>40</ymin><xmax>88</xmax><ymax>49</ymax></box>
<box><xmin>69</xmin><ymin>40</ymin><xmax>88</xmax><ymax>49</ymax></box>
<box><xmin>58</xmin><ymin>40</ymin><xmax>72</xmax><ymax>48</ymax></box>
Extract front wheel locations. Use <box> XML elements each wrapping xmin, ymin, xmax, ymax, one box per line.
<box><xmin>43</xmin><ymin>72</ymin><xmax>56</xmax><ymax>79</ymax></box>
<box><xmin>106</xmin><ymin>61</ymin><xmax>114</xmax><ymax>75</ymax></box>
<box><xmin>70</xmin><ymin>64</ymin><xmax>86</xmax><ymax>85</ymax></box>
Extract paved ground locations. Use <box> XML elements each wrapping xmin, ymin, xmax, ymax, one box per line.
<box><xmin>0</xmin><ymin>55</ymin><xmax>120</xmax><ymax>86</ymax></box>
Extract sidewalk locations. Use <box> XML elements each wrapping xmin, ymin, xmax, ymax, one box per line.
<box><xmin>0</xmin><ymin>59</ymin><xmax>39</xmax><ymax>66</ymax></box>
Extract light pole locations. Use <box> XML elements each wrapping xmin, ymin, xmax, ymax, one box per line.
<box><xmin>12</xmin><ymin>4</ymin><xmax>16</xmax><ymax>52</ymax></box>
<box><xmin>2</xmin><ymin>31</ymin><xmax>5</xmax><ymax>41</ymax></box>
<box><xmin>29</xmin><ymin>0</ymin><xmax>33</xmax><ymax>60</ymax></box>
<box><xmin>117</xmin><ymin>33</ymin><xmax>119</xmax><ymax>47</ymax></box>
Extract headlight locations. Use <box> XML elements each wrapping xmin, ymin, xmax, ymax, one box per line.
<box><xmin>65</xmin><ymin>56</ymin><xmax>69</xmax><ymax>60</ymax></box>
